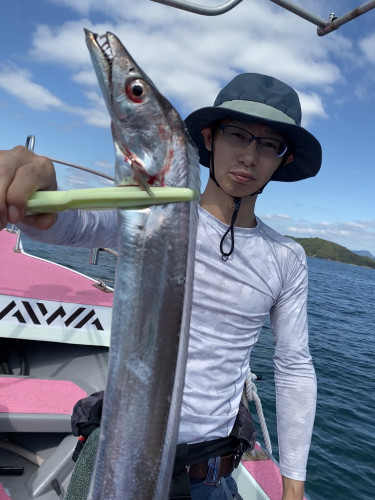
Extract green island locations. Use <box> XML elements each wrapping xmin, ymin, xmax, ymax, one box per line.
<box><xmin>286</xmin><ymin>236</ymin><xmax>375</xmax><ymax>270</ymax></box>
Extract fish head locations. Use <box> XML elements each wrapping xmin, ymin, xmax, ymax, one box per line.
<box><xmin>85</xmin><ymin>29</ymin><xmax>188</xmax><ymax>191</ymax></box>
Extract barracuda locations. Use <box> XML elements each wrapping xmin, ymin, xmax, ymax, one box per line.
<box><xmin>84</xmin><ymin>29</ymin><xmax>200</xmax><ymax>499</ymax></box>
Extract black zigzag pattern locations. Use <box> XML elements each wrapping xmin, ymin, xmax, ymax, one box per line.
<box><xmin>0</xmin><ymin>300</ymin><xmax>104</xmax><ymax>331</ymax></box>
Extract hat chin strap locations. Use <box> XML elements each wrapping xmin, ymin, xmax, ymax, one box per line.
<box><xmin>219</xmin><ymin>197</ymin><xmax>242</xmax><ymax>261</ymax></box>
<box><xmin>209</xmin><ymin>132</ymin><xmax>290</xmax><ymax>260</ymax></box>
<box><xmin>209</xmin><ymin>136</ymin><xmax>264</xmax><ymax>260</ymax></box>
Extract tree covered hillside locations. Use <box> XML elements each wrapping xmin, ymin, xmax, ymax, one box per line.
<box><xmin>286</xmin><ymin>236</ymin><xmax>375</xmax><ymax>269</ymax></box>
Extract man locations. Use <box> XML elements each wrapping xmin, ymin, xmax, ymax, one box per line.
<box><xmin>0</xmin><ymin>73</ymin><xmax>321</xmax><ymax>500</ymax></box>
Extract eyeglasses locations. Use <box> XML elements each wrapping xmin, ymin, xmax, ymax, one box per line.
<box><xmin>218</xmin><ymin>125</ymin><xmax>288</xmax><ymax>159</ymax></box>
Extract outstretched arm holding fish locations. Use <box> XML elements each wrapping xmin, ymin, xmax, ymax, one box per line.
<box><xmin>0</xmin><ymin>36</ymin><xmax>321</xmax><ymax>500</ymax></box>
<box><xmin>0</xmin><ymin>146</ymin><xmax>119</xmax><ymax>248</ymax></box>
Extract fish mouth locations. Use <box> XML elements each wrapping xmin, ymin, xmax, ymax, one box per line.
<box><xmin>85</xmin><ymin>29</ymin><xmax>114</xmax><ymax>90</ymax></box>
<box><xmin>95</xmin><ymin>33</ymin><xmax>114</xmax><ymax>62</ymax></box>
<box><xmin>85</xmin><ymin>29</ymin><xmax>154</xmax><ymax>195</ymax></box>
<box><xmin>94</xmin><ymin>33</ymin><xmax>115</xmax><ymax>85</ymax></box>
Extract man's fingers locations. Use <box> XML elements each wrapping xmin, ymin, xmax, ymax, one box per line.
<box><xmin>0</xmin><ymin>146</ymin><xmax>57</xmax><ymax>230</ymax></box>
<box><xmin>20</xmin><ymin>213</ymin><xmax>57</xmax><ymax>230</ymax></box>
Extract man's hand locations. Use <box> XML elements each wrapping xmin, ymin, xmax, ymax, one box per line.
<box><xmin>282</xmin><ymin>476</ymin><xmax>305</xmax><ymax>500</ymax></box>
<box><xmin>0</xmin><ymin>146</ymin><xmax>57</xmax><ymax>230</ymax></box>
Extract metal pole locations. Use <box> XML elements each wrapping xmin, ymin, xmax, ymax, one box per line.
<box><xmin>150</xmin><ymin>0</ymin><xmax>325</xmax><ymax>22</ymax></box>
<box><xmin>317</xmin><ymin>0</ymin><xmax>375</xmax><ymax>36</ymax></box>
<box><xmin>150</xmin><ymin>0</ymin><xmax>243</xmax><ymax>16</ymax></box>
<box><xmin>149</xmin><ymin>0</ymin><xmax>375</xmax><ymax>36</ymax></box>
<box><xmin>269</xmin><ymin>0</ymin><xmax>326</xmax><ymax>27</ymax></box>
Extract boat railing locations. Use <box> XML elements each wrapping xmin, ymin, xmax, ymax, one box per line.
<box><xmin>8</xmin><ymin>224</ymin><xmax>23</xmax><ymax>253</ymax></box>
<box><xmin>150</xmin><ymin>0</ymin><xmax>375</xmax><ymax>36</ymax></box>
<box><xmin>90</xmin><ymin>247</ymin><xmax>119</xmax><ymax>264</ymax></box>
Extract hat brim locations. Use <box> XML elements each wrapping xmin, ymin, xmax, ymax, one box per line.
<box><xmin>185</xmin><ymin>103</ymin><xmax>322</xmax><ymax>182</ymax></box>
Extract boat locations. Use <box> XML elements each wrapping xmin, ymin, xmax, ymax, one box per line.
<box><xmin>0</xmin><ymin>227</ymin><xmax>111</xmax><ymax>499</ymax></box>
<box><xmin>0</xmin><ymin>226</ymin><xmax>310</xmax><ymax>499</ymax></box>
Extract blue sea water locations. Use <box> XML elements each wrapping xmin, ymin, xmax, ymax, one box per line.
<box><xmin>21</xmin><ymin>236</ymin><xmax>375</xmax><ymax>500</ymax></box>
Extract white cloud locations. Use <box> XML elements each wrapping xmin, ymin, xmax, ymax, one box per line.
<box><xmin>359</xmin><ymin>32</ymin><xmax>375</xmax><ymax>65</ymax></box>
<box><xmin>258</xmin><ymin>204</ymin><xmax>375</xmax><ymax>253</ymax></box>
<box><xmin>261</xmin><ymin>213</ymin><xmax>292</xmax><ymax>221</ymax></box>
<box><xmin>1</xmin><ymin>0</ymin><xmax>372</xmax><ymax>136</ymax></box>
<box><xmin>80</xmin><ymin>91</ymin><xmax>110</xmax><ymax>127</ymax></box>
<box><xmin>0</xmin><ymin>66</ymin><xmax>64</xmax><ymax>111</ymax></box>
<box><xmin>62</xmin><ymin>169</ymin><xmax>113</xmax><ymax>190</ymax></box>
<box><xmin>0</xmin><ymin>63</ymin><xmax>110</xmax><ymax>127</ymax></box>
<box><xmin>298</xmin><ymin>92</ymin><xmax>328</xmax><ymax>126</ymax></box>
<box><xmin>72</xmin><ymin>69</ymin><xmax>98</xmax><ymax>86</ymax></box>
<box><xmin>27</xmin><ymin>0</ymin><xmax>348</xmax><ymax>121</ymax></box>
<box><xmin>29</xmin><ymin>21</ymin><xmax>94</xmax><ymax>68</ymax></box>
<box><xmin>282</xmin><ymin>219</ymin><xmax>375</xmax><ymax>253</ymax></box>
<box><xmin>93</xmin><ymin>159</ymin><xmax>114</xmax><ymax>170</ymax></box>
<box><xmin>286</xmin><ymin>226</ymin><xmax>350</xmax><ymax>237</ymax></box>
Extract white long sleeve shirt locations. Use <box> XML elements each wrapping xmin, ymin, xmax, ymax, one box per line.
<box><xmin>20</xmin><ymin>204</ymin><xmax>316</xmax><ymax>481</ymax></box>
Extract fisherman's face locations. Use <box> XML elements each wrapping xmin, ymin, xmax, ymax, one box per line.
<box><xmin>201</xmin><ymin>119</ymin><xmax>293</xmax><ymax>199</ymax></box>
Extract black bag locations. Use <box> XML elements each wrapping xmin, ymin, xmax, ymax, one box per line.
<box><xmin>71</xmin><ymin>390</ymin><xmax>104</xmax><ymax>462</ymax></box>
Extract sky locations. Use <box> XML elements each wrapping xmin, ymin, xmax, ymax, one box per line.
<box><xmin>0</xmin><ymin>0</ymin><xmax>375</xmax><ymax>255</ymax></box>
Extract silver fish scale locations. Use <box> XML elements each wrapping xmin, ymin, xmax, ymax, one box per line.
<box><xmin>85</xmin><ymin>30</ymin><xmax>200</xmax><ymax>499</ymax></box>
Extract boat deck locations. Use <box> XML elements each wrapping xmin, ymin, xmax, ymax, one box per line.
<box><xmin>0</xmin><ymin>228</ymin><xmax>113</xmax><ymax>347</ymax></box>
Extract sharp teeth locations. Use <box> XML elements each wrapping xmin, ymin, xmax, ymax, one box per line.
<box><xmin>98</xmin><ymin>34</ymin><xmax>113</xmax><ymax>61</ymax></box>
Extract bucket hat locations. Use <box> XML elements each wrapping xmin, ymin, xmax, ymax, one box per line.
<box><xmin>185</xmin><ymin>73</ymin><xmax>322</xmax><ymax>182</ymax></box>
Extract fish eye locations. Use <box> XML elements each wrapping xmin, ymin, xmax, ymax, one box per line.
<box><xmin>126</xmin><ymin>78</ymin><xmax>147</xmax><ymax>103</ymax></box>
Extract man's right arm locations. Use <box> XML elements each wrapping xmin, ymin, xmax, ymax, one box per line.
<box><xmin>0</xmin><ymin>146</ymin><xmax>118</xmax><ymax>249</ymax></box>
<box><xmin>0</xmin><ymin>146</ymin><xmax>57</xmax><ymax>231</ymax></box>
